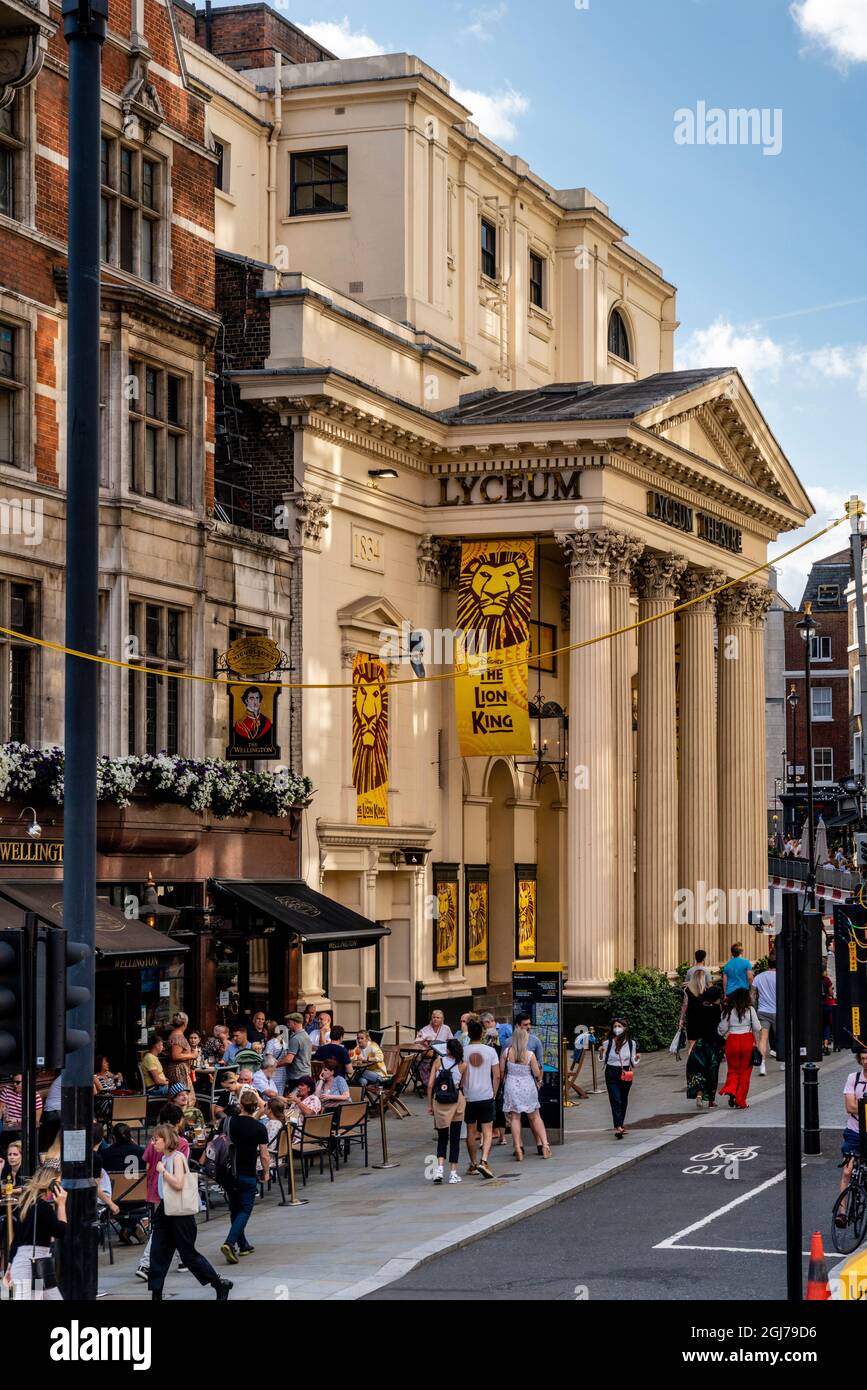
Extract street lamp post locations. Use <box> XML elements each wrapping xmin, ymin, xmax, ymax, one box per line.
<box><xmin>797</xmin><ymin>605</ymin><xmax>818</xmax><ymax>908</ymax></box>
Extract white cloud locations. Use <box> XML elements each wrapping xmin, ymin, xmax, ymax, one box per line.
<box><xmin>677</xmin><ymin>318</ymin><xmax>786</xmax><ymax>378</ymax></box>
<box><xmin>449</xmin><ymin>83</ymin><xmax>529</xmax><ymax>142</ymax></box>
<box><xmin>460</xmin><ymin>4</ymin><xmax>508</xmax><ymax>42</ymax></box>
<box><xmin>770</xmin><ymin>484</ymin><xmax>851</xmax><ymax>606</ymax></box>
<box><xmin>301</xmin><ymin>17</ymin><xmax>386</xmax><ymax>58</ymax></box>
<box><xmin>806</xmin><ymin>343</ymin><xmax>867</xmax><ymax>395</ymax></box>
<box><xmin>791</xmin><ymin>0</ymin><xmax>867</xmax><ymax>65</ymax></box>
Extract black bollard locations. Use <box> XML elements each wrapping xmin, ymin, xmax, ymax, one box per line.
<box><xmin>803</xmin><ymin>1061</ymin><xmax>821</xmax><ymax>1156</ymax></box>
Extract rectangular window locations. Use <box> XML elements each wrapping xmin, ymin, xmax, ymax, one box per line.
<box><xmin>0</xmin><ymin>322</ymin><xmax>21</xmax><ymax>468</ymax></box>
<box><xmin>0</xmin><ymin>579</ymin><xmax>38</xmax><ymax>743</ymax></box>
<box><xmin>817</xmin><ymin>584</ymin><xmax>840</xmax><ymax>605</ymax></box>
<box><xmin>855</xmin><ymin>667</ymin><xmax>862</xmax><ymax>717</ymax></box>
<box><xmin>290</xmin><ymin>148</ymin><xmax>348</xmax><ymax>216</ymax></box>
<box><xmin>481</xmin><ymin>219</ymin><xmax>497</xmax><ymax>279</ymax></box>
<box><xmin>99</xmin><ymin>343</ymin><xmax>109</xmax><ymax>486</ymax></box>
<box><xmin>529</xmin><ymin>252</ymin><xmax>544</xmax><ymax>308</ymax></box>
<box><xmin>214</xmin><ymin>141</ymin><xmax>227</xmax><ymax>193</ymax></box>
<box><xmin>813</xmin><ymin>747</ymin><xmax>833</xmax><ymax>783</ymax></box>
<box><xmin>810</xmin><ymin>635</ymin><xmax>832</xmax><ymax>661</ymax></box>
<box><xmin>854</xmin><ymin>732</ymin><xmax>862</xmax><ymax>777</ymax></box>
<box><xmin>127</xmin><ymin>601</ymin><xmax>187</xmax><ymax>755</ymax></box>
<box><xmin>128</xmin><ymin>358</ymin><xmax>189</xmax><ymax>506</ymax></box>
<box><xmin>811</xmin><ymin>686</ymin><xmax>832</xmax><ymax>720</ymax></box>
<box><xmin>0</xmin><ymin>98</ymin><xmax>23</xmax><ymax>221</ymax></box>
<box><xmin>101</xmin><ymin>134</ymin><xmax>161</xmax><ymax>283</ymax></box>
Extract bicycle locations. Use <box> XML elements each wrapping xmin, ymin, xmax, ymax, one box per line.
<box><xmin>831</xmin><ymin>1151</ymin><xmax>867</xmax><ymax>1255</ymax></box>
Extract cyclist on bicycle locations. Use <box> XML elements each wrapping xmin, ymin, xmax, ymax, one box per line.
<box><xmin>836</xmin><ymin>1046</ymin><xmax>867</xmax><ymax>1226</ymax></box>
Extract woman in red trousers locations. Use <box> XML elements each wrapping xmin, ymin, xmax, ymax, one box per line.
<box><xmin>718</xmin><ymin>989</ymin><xmax>761</xmax><ymax>1109</ymax></box>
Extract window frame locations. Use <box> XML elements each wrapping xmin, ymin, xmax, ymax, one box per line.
<box><xmin>0</xmin><ymin>578</ymin><xmax>39</xmax><ymax>744</ymax></box>
<box><xmin>810</xmin><ymin>686</ymin><xmax>832</xmax><ymax>721</ymax></box>
<box><xmin>529</xmin><ymin>251</ymin><xmax>545</xmax><ymax>309</ymax></box>
<box><xmin>289</xmin><ymin>147</ymin><xmax>348</xmax><ymax>217</ymax></box>
<box><xmin>127</xmin><ymin>356</ymin><xmax>190</xmax><ymax>507</ymax></box>
<box><xmin>0</xmin><ymin>97</ymin><xmax>24</xmax><ymax>222</ymax></box>
<box><xmin>607</xmin><ymin>307</ymin><xmax>632</xmax><ymax>364</ymax></box>
<box><xmin>127</xmin><ymin>599</ymin><xmax>188</xmax><ymax>756</ymax></box>
<box><xmin>481</xmin><ymin>218</ymin><xmax>497</xmax><ymax>281</ymax></box>
<box><xmin>0</xmin><ymin>318</ymin><xmax>26</xmax><ymax>471</ymax></box>
<box><xmin>810</xmin><ymin>635</ymin><xmax>832</xmax><ymax>662</ymax></box>
<box><xmin>100</xmin><ymin>133</ymin><xmax>163</xmax><ymax>284</ymax></box>
<box><xmin>812</xmin><ymin>746</ymin><xmax>834</xmax><ymax>784</ymax></box>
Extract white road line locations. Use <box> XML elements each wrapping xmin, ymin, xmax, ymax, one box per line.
<box><xmin>667</xmin><ymin>1244</ymin><xmax>810</xmax><ymax>1256</ymax></box>
<box><xmin>654</xmin><ymin>1169</ymin><xmax>788</xmax><ymax>1249</ymax></box>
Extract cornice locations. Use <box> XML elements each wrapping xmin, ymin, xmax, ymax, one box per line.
<box><xmin>610</xmin><ymin>446</ymin><xmax>786</xmax><ymax>540</ymax></box>
<box><xmin>298</xmin><ymin>405</ymin><xmax>437</xmax><ymax>472</ymax></box>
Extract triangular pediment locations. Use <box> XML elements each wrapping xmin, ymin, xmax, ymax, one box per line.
<box><xmin>337</xmin><ymin>594</ymin><xmax>409</xmax><ymax>660</ymax></box>
<box><xmin>639</xmin><ymin>371</ymin><xmax>812</xmax><ymax>515</ymax></box>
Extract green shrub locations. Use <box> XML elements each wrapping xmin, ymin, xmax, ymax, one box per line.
<box><xmin>607</xmin><ymin>967</ymin><xmax>683</xmax><ymax>1051</ymax></box>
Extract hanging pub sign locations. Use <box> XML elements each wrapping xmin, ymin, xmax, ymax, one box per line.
<box><xmin>226</xmin><ymin>682</ymin><xmax>281</xmax><ymax>759</ymax></box>
<box><xmin>455</xmin><ymin>539</ymin><xmax>535</xmax><ymax>757</ymax></box>
<box><xmin>352</xmin><ymin>652</ymin><xmax>389</xmax><ymax>826</ymax></box>
<box><xmin>515</xmin><ymin>863</ymin><xmax>538</xmax><ymax>961</ymax></box>
<box><xmin>219</xmin><ymin>636</ymin><xmax>288</xmax><ymax>761</ymax></box>
<box><xmin>465</xmin><ymin>864</ymin><xmax>489</xmax><ymax>966</ymax></box>
<box><xmin>433</xmin><ymin>862</ymin><xmax>459</xmax><ymax>972</ymax></box>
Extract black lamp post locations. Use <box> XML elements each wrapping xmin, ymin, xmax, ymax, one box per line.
<box><xmin>787</xmin><ymin>683</ymin><xmax>800</xmax><ymax>838</ymax></box>
<box><xmin>796</xmin><ymin>604</ymin><xmax>818</xmax><ymax>908</ymax></box>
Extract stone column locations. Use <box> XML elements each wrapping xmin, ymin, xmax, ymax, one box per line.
<box><xmin>556</xmin><ymin>529</ymin><xmax>617</xmax><ymax>994</ymax></box>
<box><xmin>677</xmin><ymin>568</ymin><xmax>725</xmax><ymax>965</ymax></box>
<box><xmin>716</xmin><ymin>584</ymin><xmax>772</xmax><ymax>950</ymax></box>
<box><xmin>607</xmin><ymin>533</ymin><xmax>645</xmax><ymax>973</ymax></box>
<box><xmin>635</xmin><ymin>553</ymin><xmax>686</xmax><ymax>972</ymax></box>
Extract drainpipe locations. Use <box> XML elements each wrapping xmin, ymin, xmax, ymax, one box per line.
<box><xmin>267</xmin><ymin>50</ymin><xmax>282</xmax><ymax>269</ymax></box>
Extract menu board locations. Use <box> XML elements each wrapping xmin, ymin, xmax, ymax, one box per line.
<box><xmin>512</xmin><ymin>963</ymin><xmax>564</xmax><ymax>1145</ymax></box>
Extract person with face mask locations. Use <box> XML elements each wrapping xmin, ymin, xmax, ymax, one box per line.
<box><xmin>599</xmin><ymin>1017</ymin><xmax>639</xmax><ymax>1138</ymax></box>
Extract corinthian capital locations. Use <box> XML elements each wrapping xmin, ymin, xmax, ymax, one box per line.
<box><xmin>556</xmin><ymin>528</ymin><xmax>620</xmax><ymax>580</ymax></box>
<box><xmin>679</xmin><ymin>567</ymin><xmax>727</xmax><ymax>613</ymax></box>
<box><xmin>742</xmin><ymin>582</ymin><xmax>775</xmax><ymax>626</ymax></box>
<box><xmin>607</xmin><ymin>532</ymin><xmax>645</xmax><ymax>586</ymax></box>
<box><xmin>635</xmin><ymin>552</ymin><xmax>687</xmax><ymax>602</ymax></box>
<box><xmin>715</xmin><ymin>585</ymin><xmax>755</xmax><ymax>626</ymax></box>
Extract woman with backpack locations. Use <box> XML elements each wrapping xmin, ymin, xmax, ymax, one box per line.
<box><xmin>599</xmin><ymin>1017</ymin><xmax>639</xmax><ymax>1139</ymax></box>
<box><xmin>427</xmin><ymin>1038</ymin><xmax>467</xmax><ymax>1185</ymax></box>
<box><xmin>148</xmin><ymin>1124</ymin><xmax>232</xmax><ymax>1301</ymax></box>
<box><xmin>501</xmin><ymin>1025</ymin><xmax>550</xmax><ymax>1159</ymax></box>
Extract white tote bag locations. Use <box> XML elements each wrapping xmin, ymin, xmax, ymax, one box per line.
<box><xmin>162</xmin><ymin>1151</ymin><xmax>199</xmax><ymax>1218</ymax></box>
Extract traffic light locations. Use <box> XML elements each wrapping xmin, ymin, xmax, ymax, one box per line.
<box><xmin>776</xmin><ymin>908</ymin><xmax>824</xmax><ymax>1062</ymax></box>
<box><xmin>0</xmin><ymin>930</ymin><xmax>23</xmax><ymax>1075</ymax></box>
<box><xmin>44</xmin><ymin>928</ymin><xmax>91</xmax><ymax>1069</ymax></box>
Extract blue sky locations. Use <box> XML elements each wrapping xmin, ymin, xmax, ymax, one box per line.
<box><xmin>245</xmin><ymin>0</ymin><xmax>867</xmax><ymax>603</ymax></box>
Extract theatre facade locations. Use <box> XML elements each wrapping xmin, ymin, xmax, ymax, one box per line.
<box><xmin>180</xmin><ymin>16</ymin><xmax>815</xmax><ymax>1023</ymax></box>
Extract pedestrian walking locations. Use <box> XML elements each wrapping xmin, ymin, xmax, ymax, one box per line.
<box><xmin>148</xmin><ymin>1125</ymin><xmax>232</xmax><ymax>1301</ymax></box>
<box><xmin>721</xmin><ymin>942</ymin><xmax>753</xmax><ymax>997</ymax></box>
<box><xmin>3</xmin><ymin>1167</ymin><xmax>65</xmax><ymax>1300</ymax></box>
<box><xmin>753</xmin><ymin>956</ymin><xmax>777</xmax><ymax>1075</ymax></box>
<box><xmin>685</xmin><ymin>984</ymin><xmax>724</xmax><ymax>1108</ymax></box>
<box><xmin>462</xmin><ymin>1019</ymin><xmax>500</xmax><ymax>1178</ymax></box>
<box><xmin>135</xmin><ymin>1101</ymin><xmax>190</xmax><ymax>1282</ymax></box>
<box><xmin>683</xmin><ymin>965</ymin><xmax>712</xmax><ymax>1058</ymax></box>
<box><xmin>718</xmin><ymin>989</ymin><xmax>761</xmax><ymax>1110</ymax></box>
<box><xmin>501</xmin><ymin>1025</ymin><xmax>550</xmax><ymax>1159</ymax></box>
<box><xmin>220</xmin><ymin>1090</ymin><xmax>270</xmax><ymax>1264</ymax></box>
<box><xmin>427</xmin><ymin>1038</ymin><xmax>467</xmax><ymax>1184</ymax></box>
<box><xmin>600</xmin><ymin>1017</ymin><xmax>639</xmax><ymax>1138</ymax></box>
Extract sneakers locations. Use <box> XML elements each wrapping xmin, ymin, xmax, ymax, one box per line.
<box><xmin>238</xmin><ymin>1246</ymin><xmax>255</xmax><ymax>1257</ymax></box>
<box><xmin>135</xmin><ymin>1265</ymin><xmax>149</xmax><ymax>1282</ymax></box>
<box><xmin>758</xmin><ymin>1063</ymin><xmax>766</xmax><ymax>1076</ymax></box>
<box><xmin>465</xmin><ymin>1163</ymin><xmax>479</xmax><ymax>1176</ymax></box>
<box><xmin>477</xmin><ymin>1159</ymin><xmax>495</xmax><ymax>1179</ymax></box>
<box><xmin>215</xmin><ymin>1279</ymin><xmax>233</xmax><ymax>1301</ymax></box>
<box><xmin>220</xmin><ymin>1243</ymin><xmax>239</xmax><ymax>1266</ymax></box>
<box><xmin>433</xmin><ymin>1165</ymin><xmax>444</xmax><ymax>1185</ymax></box>
<box><xmin>449</xmin><ymin>1172</ymin><xmax>462</xmax><ymax>1184</ymax></box>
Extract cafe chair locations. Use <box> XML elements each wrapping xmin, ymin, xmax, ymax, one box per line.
<box><xmin>367</xmin><ymin>1054</ymin><xmax>414</xmax><ymax>1120</ymax></box>
<box><xmin>297</xmin><ymin>1112</ymin><xmax>336</xmax><ymax>1185</ymax></box>
<box><xmin>268</xmin><ymin>1122</ymin><xmax>297</xmax><ymax>1205</ymax></box>
<box><xmin>110</xmin><ymin>1094</ymin><xmax>148</xmax><ymax>1143</ymax></box>
<box><xmin>332</xmin><ymin>1101</ymin><xmax>369</xmax><ymax>1169</ymax></box>
<box><xmin>348</xmin><ymin>1085</ymin><xmax>364</xmax><ymax>1103</ymax></box>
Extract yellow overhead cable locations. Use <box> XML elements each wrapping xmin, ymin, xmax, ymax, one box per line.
<box><xmin>0</xmin><ymin>513</ymin><xmax>847</xmax><ymax>691</ymax></box>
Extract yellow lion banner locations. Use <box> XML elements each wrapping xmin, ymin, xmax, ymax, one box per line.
<box><xmin>352</xmin><ymin>653</ymin><xmax>388</xmax><ymax>825</ymax></box>
<box><xmin>455</xmin><ymin>539</ymin><xmax>535</xmax><ymax>757</ymax></box>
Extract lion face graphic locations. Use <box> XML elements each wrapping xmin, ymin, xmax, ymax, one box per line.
<box><xmin>457</xmin><ymin>549</ymin><xmax>533</xmax><ymax>650</ymax></box>
<box><xmin>352</xmin><ymin>661</ymin><xmax>388</xmax><ymax>796</ymax></box>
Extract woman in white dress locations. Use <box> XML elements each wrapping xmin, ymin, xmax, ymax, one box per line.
<box><xmin>501</xmin><ymin>1026</ymin><xmax>551</xmax><ymax>1160</ymax></box>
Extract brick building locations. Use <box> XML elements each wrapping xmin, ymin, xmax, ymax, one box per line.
<box><xmin>782</xmin><ymin>550</ymin><xmax>851</xmax><ymax>838</ymax></box>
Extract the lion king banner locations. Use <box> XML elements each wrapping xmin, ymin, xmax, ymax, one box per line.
<box><xmin>455</xmin><ymin>539</ymin><xmax>535</xmax><ymax>757</ymax></box>
<box><xmin>352</xmin><ymin>653</ymin><xmax>388</xmax><ymax>825</ymax></box>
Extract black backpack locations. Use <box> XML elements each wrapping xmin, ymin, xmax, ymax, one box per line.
<box><xmin>433</xmin><ymin>1060</ymin><xmax>460</xmax><ymax>1106</ymax></box>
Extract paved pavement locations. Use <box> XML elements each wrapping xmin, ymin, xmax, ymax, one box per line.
<box><xmin>95</xmin><ymin>1047</ymin><xmax>857</xmax><ymax>1301</ymax></box>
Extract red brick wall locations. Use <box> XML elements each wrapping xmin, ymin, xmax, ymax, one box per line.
<box><xmin>784</xmin><ymin>609</ymin><xmax>850</xmax><ymax>788</ymax></box>
<box><xmin>193</xmin><ymin>4</ymin><xmax>333</xmax><ymax>71</ymax></box>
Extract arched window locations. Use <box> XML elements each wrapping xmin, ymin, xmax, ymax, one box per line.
<box><xmin>608</xmin><ymin>307</ymin><xmax>631</xmax><ymax>362</ymax></box>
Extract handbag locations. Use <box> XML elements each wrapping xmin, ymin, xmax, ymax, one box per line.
<box><xmin>31</xmin><ymin>1201</ymin><xmax>57</xmax><ymax>1291</ymax></box>
<box><xmin>751</xmin><ymin>1046</ymin><xmax>763</xmax><ymax>1067</ymax></box>
<box><xmin>162</xmin><ymin>1152</ymin><xmax>199</xmax><ymax>1217</ymax></box>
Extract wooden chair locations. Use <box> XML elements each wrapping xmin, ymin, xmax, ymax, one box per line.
<box><xmin>110</xmin><ymin>1095</ymin><xmax>148</xmax><ymax>1142</ymax></box>
<box><xmin>348</xmin><ymin>1086</ymin><xmax>364</xmax><ymax>1103</ymax></box>
<box><xmin>311</xmin><ymin>1059</ymin><xmax>324</xmax><ymax>1081</ymax></box>
<box><xmin>297</xmin><ymin>1112</ymin><xmax>335</xmax><ymax>1185</ymax></box>
<box><xmin>110</xmin><ymin>1170</ymin><xmax>150</xmax><ymax>1234</ymax></box>
<box><xmin>374</xmin><ymin>1053</ymin><xmax>415</xmax><ymax>1119</ymax></box>
<box><xmin>269</xmin><ymin>1122</ymin><xmax>300</xmax><ymax>1205</ymax></box>
<box><xmin>332</xmin><ymin>1101</ymin><xmax>369</xmax><ymax>1168</ymax></box>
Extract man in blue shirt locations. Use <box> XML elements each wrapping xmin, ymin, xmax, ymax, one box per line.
<box><xmin>722</xmin><ymin>942</ymin><xmax>753</xmax><ymax>996</ymax></box>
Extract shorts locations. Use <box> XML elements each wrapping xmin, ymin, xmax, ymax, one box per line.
<box><xmin>464</xmin><ymin>1098</ymin><xmax>495</xmax><ymax>1127</ymax></box>
<box><xmin>841</xmin><ymin>1128</ymin><xmax>863</xmax><ymax>1160</ymax></box>
<box><xmin>757</xmin><ymin>1013</ymin><xmax>775</xmax><ymax>1031</ymax></box>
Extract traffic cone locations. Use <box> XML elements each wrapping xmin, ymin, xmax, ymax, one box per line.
<box><xmin>806</xmin><ymin>1231</ymin><xmax>831</xmax><ymax>1300</ymax></box>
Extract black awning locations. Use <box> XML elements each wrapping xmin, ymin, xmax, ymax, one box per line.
<box><xmin>0</xmin><ymin>882</ymin><xmax>187</xmax><ymax>959</ymax></box>
<box><xmin>210</xmin><ymin>879</ymin><xmax>389</xmax><ymax>952</ymax></box>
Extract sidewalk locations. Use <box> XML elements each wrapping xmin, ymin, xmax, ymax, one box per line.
<box><xmin>97</xmin><ymin>1048</ymin><xmax>853</xmax><ymax>1301</ymax></box>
